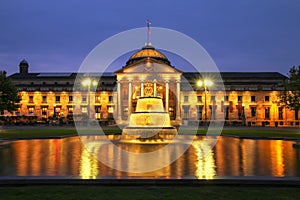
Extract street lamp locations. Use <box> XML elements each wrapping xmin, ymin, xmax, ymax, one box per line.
<box><xmin>82</xmin><ymin>78</ymin><xmax>98</xmax><ymax>127</ymax></box>
<box><xmin>197</xmin><ymin>79</ymin><xmax>213</xmax><ymax>127</ymax></box>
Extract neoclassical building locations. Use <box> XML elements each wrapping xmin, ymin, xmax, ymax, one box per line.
<box><xmin>7</xmin><ymin>45</ymin><xmax>299</xmax><ymax>127</ymax></box>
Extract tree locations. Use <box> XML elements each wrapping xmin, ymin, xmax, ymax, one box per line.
<box><xmin>279</xmin><ymin>66</ymin><xmax>300</xmax><ymax>118</ymax></box>
<box><xmin>0</xmin><ymin>71</ymin><xmax>21</xmax><ymax>114</ymax></box>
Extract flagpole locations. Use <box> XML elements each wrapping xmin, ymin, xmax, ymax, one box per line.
<box><xmin>146</xmin><ymin>20</ymin><xmax>151</xmax><ymax>45</ymax></box>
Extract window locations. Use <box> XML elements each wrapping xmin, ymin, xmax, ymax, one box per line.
<box><xmin>251</xmin><ymin>107</ymin><xmax>256</xmax><ymax>117</ymax></box>
<box><xmin>238</xmin><ymin>96</ymin><xmax>242</xmax><ymax>102</ymax></box>
<box><xmin>184</xmin><ymin>96</ymin><xmax>189</xmax><ymax>102</ymax></box>
<box><xmin>251</xmin><ymin>96</ymin><xmax>256</xmax><ymax>102</ymax></box>
<box><xmin>68</xmin><ymin>107</ymin><xmax>73</xmax><ymax>113</ymax></box>
<box><xmin>81</xmin><ymin>106</ymin><xmax>87</xmax><ymax>113</ymax></box>
<box><xmin>42</xmin><ymin>107</ymin><xmax>47</xmax><ymax>117</ymax></box>
<box><xmin>42</xmin><ymin>82</ymin><xmax>46</xmax><ymax>85</ymax></box>
<box><xmin>108</xmin><ymin>106</ymin><xmax>114</xmax><ymax>113</ymax></box>
<box><xmin>196</xmin><ymin>105</ymin><xmax>203</xmax><ymax>120</ymax></box>
<box><xmin>183</xmin><ymin>106</ymin><xmax>190</xmax><ymax>119</ymax></box>
<box><xmin>28</xmin><ymin>107</ymin><xmax>34</xmax><ymax>114</ymax></box>
<box><xmin>265</xmin><ymin>96</ymin><xmax>270</xmax><ymax>102</ymax></box>
<box><xmin>278</xmin><ymin>107</ymin><xmax>283</xmax><ymax>120</ymax></box>
<box><xmin>224</xmin><ymin>96</ymin><xmax>229</xmax><ymax>102</ymax></box>
<box><xmin>211</xmin><ymin>96</ymin><xmax>216</xmax><ymax>101</ymax></box>
<box><xmin>29</xmin><ymin>96</ymin><xmax>34</xmax><ymax>103</ymax></box>
<box><xmin>82</xmin><ymin>96</ymin><xmax>87</xmax><ymax>102</ymax></box>
<box><xmin>109</xmin><ymin>95</ymin><xmax>113</xmax><ymax>102</ymax></box>
<box><xmin>69</xmin><ymin>95</ymin><xmax>73</xmax><ymax>102</ymax></box>
<box><xmin>42</xmin><ymin>96</ymin><xmax>47</xmax><ymax>103</ymax></box>
<box><xmin>55</xmin><ymin>96</ymin><xmax>60</xmax><ymax>103</ymax></box>
<box><xmin>265</xmin><ymin>107</ymin><xmax>270</xmax><ymax>119</ymax></box>
<box><xmin>95</xmin><ymin>96</ymin><xmax>100</xmax><ymax>103</ymax></box>
<box><xmin>197</xmin><ymin>95</ymin><xmax>202</xmax><ymax>102</ymax></box>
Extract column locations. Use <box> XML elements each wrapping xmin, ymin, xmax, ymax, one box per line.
<box><xmin>165</xmin><ymin>81</ymin><xmax>169</xmax><ymax>112</ymax></box>
<box><xmin>128</xmin><ymin>81</ymin><xmax>132</xmax><ymax>117</ymax></box>
<box><xmin>153</xmin><ymin>79</ymin><xmax>157</xmax><ymax>97</ymax></box>
<box><xmin>141</xmin><ymin>81</ymin><xmax>144</xmax><ymax>97</ymax></box>
<box><xmin>176</xmin><ymin>80</ymin><xmax>181</xmax><ymax>121</ymax></box>
<box><xmin>117</xmin><ymin>81</ymin><xmax>122</xmax><ymax>121</ymax></box>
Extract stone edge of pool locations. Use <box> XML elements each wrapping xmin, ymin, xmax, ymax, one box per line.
<box><xmin>1</xmin><ymin>177</ymin><xmax>300</xmax><ymax>187</ymax></box>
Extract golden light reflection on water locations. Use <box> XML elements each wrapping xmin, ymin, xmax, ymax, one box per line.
<box><xmin>192</xmin><ymin>140</ymin><xmax>216</xmax><ymax>179</ymax></box>
<box><xmin>80</xmin><ymin>147</ymin><xmax>99</xmax><ymax>179</ymax></box>
<box><xmin>270</xmin><ymin>140</ymin><xmax>284</xmax><ymax>177</ymax></box>
<box><xmin>1</xmin><ymin>136</ymin><xmax>300</xmax><ymax>178</ymax></box>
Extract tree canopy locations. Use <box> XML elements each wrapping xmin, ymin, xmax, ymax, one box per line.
<box><xmin>279</xmin><ymin>66</ymin><xmax>300</xmax><ymax>111</ymax></box>
<box><xmin>0</xmin><ymin>71</ymin><xmax>21</xmax><ymax>114</ymax></box>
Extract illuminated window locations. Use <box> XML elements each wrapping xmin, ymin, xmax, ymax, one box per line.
<box><xmin>55</xmin><ymin>107</ymin><xmax>60</xmax><ymax>113</ymax></box>
<box><xmin>42</xmin><ymin>107</ymin><xmax>47</xmax><ymax>117</ymax></box>
<box><xmin>28</xmin><ymin>107</ymin><xmax>34</xmax><ymax>114</ymax></box>
<box><xmin>95</xmin><ymin>96</ymin><xmax>100</xmax><ymax>103</ymax></box>
<box><xmin>108</xmin><ymin>106</ymin><xmax>114</xmax><ymax>113</ymax></box>
<box><xmin>81</xmin><ymin>106</ymin><xmax>87</xmax><ymax>113</ymax></box>
<box><xmin>68</xmin><ymin>107</ymin><xmax>73</xmax><ymax>113</ymax></box>
<box><xmin>251</xmin><ymin>96</ymin><xmax>256</xmax><ymax>102</ymax></box>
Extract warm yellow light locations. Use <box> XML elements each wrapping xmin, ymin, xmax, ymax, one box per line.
<box><xmin>197</xmin><ymin>80</ymin><xmax>203</xmax><ymax>87</ymax></box>
<box><xmin>92</xmin><ymin>80</ymin><xmax>98</xmax><ymax>86</ymax></box>
<box><xmin>82</xmin><ymin>78</ymin><xmax>91</xmax><ymax>86</ymax></box>
<box><xmin>197</xmin><ymin>79</ymin><xmax>213</xmax><ymax>87</ymax></box>
<box><xmin>204</xmin><ymin>79</ymin><xmax>213</xmax><ymax>87</ymax></box>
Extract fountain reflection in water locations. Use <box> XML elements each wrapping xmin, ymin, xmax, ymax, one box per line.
<box><xmin>122</xmin><ymin>97</ymin><xmax>177</xmax><ymax>142</ymax></box>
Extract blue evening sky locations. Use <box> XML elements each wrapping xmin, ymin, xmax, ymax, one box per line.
<box><xmin>0</xmin><ymin>0</ymin><xmax>299</xmax><ymax>75</ymax></box>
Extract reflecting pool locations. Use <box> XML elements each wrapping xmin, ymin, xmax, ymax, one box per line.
<box><xmin>0</xmin><ymin>136</ymin><xmax>300</xmax><ymax>179</ymax></box>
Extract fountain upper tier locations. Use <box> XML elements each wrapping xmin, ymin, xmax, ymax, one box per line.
<box><xmin>135</xmin><ymin>97</ymin><xmax>165</xmax><ymax>112</ymax></box>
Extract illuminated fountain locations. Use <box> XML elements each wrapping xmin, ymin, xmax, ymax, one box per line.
<box><xmin>122</xmin><ymin>97</ymin><xmax>177</xmax><ymax>141</ymax></box>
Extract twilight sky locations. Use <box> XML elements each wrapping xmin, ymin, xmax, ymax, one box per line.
<box><xmin>0</xmin><ymin>0</ymin><xmax>299</xmax><ymax>75</ymax></box>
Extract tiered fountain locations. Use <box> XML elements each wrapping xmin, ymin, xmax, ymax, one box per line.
<box><xmin>122</xmin><ymin>97</ymin><xmax>177</xmax><ymax>141</ymax></box>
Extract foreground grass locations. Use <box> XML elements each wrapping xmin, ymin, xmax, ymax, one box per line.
<box><xmin>0</xmin><ymin>126</ymin><xmax>300</xmax><ymax>140</ymax></box>
<box><xmin>1</xmin><ymin>186</ymin><xmax>300</xmax><ymax>200</ymax></box>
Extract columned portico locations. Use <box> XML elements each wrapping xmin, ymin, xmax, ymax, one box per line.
<box><xmin>140</xmin><ymin>81</ymin><xmax>144</xmax><ymax>97</ymax></box>
<box><xmin>176</xmin><ymin>80</ymin><xmax>181</xmax><ymax>122</ymax></box>
<box><xmin>117</xmin><ymin>81</ymin><xmax>122</xmax><ymax>121</ymax></box>
<box><xmin>114</xmin><ymin>44</ymin><xmax>182</xmax><ymax>125</ymax></box>
<box><xmin>128</xmin><ymin>81</ymin><xmax>132</xmax><ymax>116</ymax></box>
<box><xmin>165</xmin><ymin>81</ymin><xmax>169</xmax><ymax>113</ymax></box>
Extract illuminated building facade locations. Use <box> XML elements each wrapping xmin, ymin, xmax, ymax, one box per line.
<box><xmin>7</xmin><ymin>46</ymin><xmax>299</xmax><ymax>127</ymax></box>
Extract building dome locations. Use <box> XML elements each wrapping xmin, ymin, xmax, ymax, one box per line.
<box><xmin>126</xmin><ymin>44</ymin><xmax>170</xmax><ymax>65</ymax></box>
<box><xmin>19</xmin><ymin>59</ymin><xmax>28</xmax><ymax>66</ymax></box>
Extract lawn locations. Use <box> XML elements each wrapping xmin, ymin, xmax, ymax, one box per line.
<box><xmin>1</xmin><ymin>186</ymin><xmax>300</xmax><ymax>200</ymax></box>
